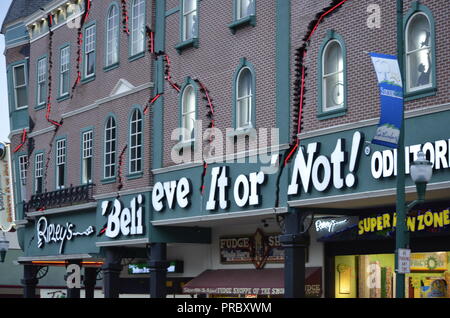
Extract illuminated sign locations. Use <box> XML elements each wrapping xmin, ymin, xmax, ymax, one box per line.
<box><xmin>0</xmin><ymin>143</ymin><xmax>16</xmax><ymax>232</ymax></box>
<box><xmin>358</xmin><ymin>209</ymin><xmax>450</xmax><ymax>235</ymax></box>
<box><xmin>314</xmin><ymin>216</ymin><xmax>358</xmax><ymax>239</ymax></box>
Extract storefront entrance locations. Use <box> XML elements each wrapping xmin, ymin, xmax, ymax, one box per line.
<box><xmin>334</xmin><ymin>252</ymin><xmax>449</xmax><ymax>298</ymax></box>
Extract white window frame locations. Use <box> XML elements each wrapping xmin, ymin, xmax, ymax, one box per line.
<box><xmin>131</xmin><ymin>0</ymin><xmax>145</xmax><ymax>56</ymax></box>
<box><xmin>182</xmin><ymin>0</ymin><xmax>197</xmax><ymax>42</ymax></box>
<box><xmin>129</xmin><ymin>109</ymin><xmax>143</xmax><ymax>174</ymax></box>
<box><xmin>18</xmin><ymin>155</ymin><xmax>28</xmax><ymax>186</ymax></box>
<box><xmin>405</xmin><ymin>12</ymin><xmax>433</xmax><ymax>94</ymax></box>
<box><xmin>37</xmin><ymin>57</ymin><xmax>47</xmax><ymax>105</ymax></box>
<box><xmin>322</xmin><ymin>39</ymin><xmax>345</xmax><ymax>112</ymax></box>
<box><xmin>181</xmin><ymin>85</ymin><xmax>196</xmax><ymax>142</ymax></box>
<box><xmin>84</xmin><ymin>24</ymin><xmax>96</xmax><ymax>78</ymax></box>
<box><xmin>12</xmin><ymin>63</ymin><xmax>28</xmax><ymax>110</ymax></box>
<box><xmin>236</xmin><ymin>67</ymin><xmax>253</xmax><ymax>129</ymax></box>
<box><xmin>60</xmin><ymin>46</ymin><xmax>70</xmax><ymax>97</ymax></box>
<box><xmin>35</xmin><ymin>153</ymin><xmax>44</xmax><ymax>194</ymax></box>
<box><xmin>82</xmin><ymin>130</ymin><xmax>93</xmax><ymax>184</ymax></box>
<box><xmin>106</xmin><ymin>5</ymin><xmax>120</xmax><ymax>66</ymax></box>
<box><xmin>104</xmin><ymin>117</ymin><xmax>117</xmax><ymax>179</ymax></box>
<box><xmin>56</xmin><ymin>139</ymin><xmax>66</xmax><ymax>189</ymax></box>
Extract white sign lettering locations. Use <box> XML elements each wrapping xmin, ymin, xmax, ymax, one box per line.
<box><xmin>66</xmin><ymin>264</ymin><xmax>81</xmax><ymax>289</ymax></box>
<box><xmin>371</xmin><ymin>140</ymin><xmax>450</xmax><ymax>179</ymax></box>
<box><xmin>101</xmin><ymin>195</ymin><xmax>144</xmax><ymax>239</ymax></box>
<box><xmin>36</xmin><ymin>217</ymin><xmax>95</xmax><ymax>254</ymax></box>
<box><xmin>288</xmin><ymin>131</ymin><xmax>363</xmax><ymax>196</ymax></box>
<box><xmin>152</xmin><ymin>178</ymin><xmax>191</xmax><ymax>212</ymax></box>
<box><xmin>315</xmin><ymin>219</ymin><xmax>349</xmax><ymax>233</ymax></box>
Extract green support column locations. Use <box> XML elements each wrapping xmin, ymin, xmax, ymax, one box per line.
<box><xmin>395</xmin><ymin>0</ymin><xmax>406</xmax><ymax>299</ymax></box>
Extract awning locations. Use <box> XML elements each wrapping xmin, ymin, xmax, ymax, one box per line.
<box><xmin>182</xmin><ymin>267</ymin><xmax>322</xmax><ymax>296</ymax></box>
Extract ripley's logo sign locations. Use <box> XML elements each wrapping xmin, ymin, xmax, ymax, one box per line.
<box><xmin>98</xmin><ymin>195</ymin><xmax>145</xmax><ymax>238</ymax></box>
<box><xmin>36</xmin><ymin>217</ymin><xmax>95</xmax><ymax>254</ymax></box>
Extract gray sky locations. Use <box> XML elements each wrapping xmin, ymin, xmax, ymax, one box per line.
<box><xmin>0</xmin><ymin>0</ymin><xmax>13</xmax><ymax>143</ymax></box>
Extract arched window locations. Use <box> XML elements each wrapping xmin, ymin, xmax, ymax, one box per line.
<box><xmin>236</xmin><ymin>67</ymin><xmax>253</xmax><ymax>128</ymax></box>
<box><xmin>322</xmin><ymin>39</ymin><xmax>345</xmax><ymax>112</ymax></box>
<box><xmin>129</xmin><ymin>108</ymin><xmax>143</xmax><ymax>174</ymax></box>
<box><xmin>405</xmin><ymin>12</ymin><xmax>433</xmax><ymax>93</ymax></box>
<box><xmin>106</xmin><ymin>4</ymin><xmax>119</xmax><ymax>67</ymax></box>
<box><xmin>181</xmin><ymin>85</ymin><xmax>196</xmax><ymax>141</ymax></box>
<box><xmin>104</xmin><ymin>116</ymin><xmax>117</xmax><ymax>179</ymax></box>
<box><xmin>131</xmin><ymin>0</ymin><xmax>145</xmax><ymax>56</ymax></box>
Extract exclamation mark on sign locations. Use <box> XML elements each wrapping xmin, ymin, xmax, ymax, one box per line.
<box><xmin>345</xmin><ymin>131</ymin><xmax>364</xmax><ymax>187</ymax></box>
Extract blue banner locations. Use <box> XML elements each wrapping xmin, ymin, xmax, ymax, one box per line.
<box><xmin>369</xmin><ymin>53</ymin><xmax>404</xmax><ymax>149</ymax></box>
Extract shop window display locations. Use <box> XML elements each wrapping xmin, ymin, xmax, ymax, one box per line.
<box><xmin>335</xmin><ymin>252</ymin><xmax>449</xmax><ymax>298</ymax></box>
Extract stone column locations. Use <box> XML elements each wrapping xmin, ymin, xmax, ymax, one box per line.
<box><xmin>149</xmin><ymin>243</ymin><xmax>169</xmax><ymax>298</ymax></box>
<box><xmin>83</xmin><ymin>267</ymin><xmax>97</xmax><ymax>298</ymax></box>
<box><xmin>22</xmin><ymin>264</ymin><xmax>39</xmax><ymax>298</ymax></box>
<box><xmin>102</xmin><ymin>248</ymin><xmax>122</xmax><ymax>298</ymax></box>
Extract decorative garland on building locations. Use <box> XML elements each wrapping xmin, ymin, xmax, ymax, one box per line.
<box><xmin>121</xmin><ymin>0</ymin><xmax>130</xmax><ymax>35</ymax></box>
<box><xmin>117</xmin><ymin>145</ymin><xmax>128</xmax><ymax>191</ymax></box>
<box><xmin>143</xmin><ymin>93</ymin><xmax>162</xmax><ymax>115</ymax></box>
<box><xmin>146</xmin><ymin>26</ymin><xmax>155</xmax><ymax>55</ymax></box>
<box><xmin>286</xmin><ymin>0</ymin><xmax>349</xmax><ymax>165</ymax></box>
<box><xmin>194</xmin><ymin>79</ymin><xmax>216</xmax><ymax>194</ymax></box>
<box><xmin>163</xmin><ymin>54</ymin><xmax>181</xmax><ymax>92</ymax></box>
<box><xmin>275</xmin><ymin>0</ymin><xmax>349</xmax><ymax>208</ymax></box>
<box><xmin>44</xmin><ymin>13</ymin><xmax>62</xmax><ymax>128</ymax></box>
<box><xmin>13</xmin><ymin>129</ymin><xmax>28</xmax><ymax>153</ymax></box>
<box><xmin>71</xmin><ymin>0</ymin><xmax>93</xmax><ymax>95</ymax></box>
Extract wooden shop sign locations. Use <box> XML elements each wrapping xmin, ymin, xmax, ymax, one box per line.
<box><xmin>219</xmin><ymin>229</ymin><xmax>283</xmax><ymax>269</ymax></box>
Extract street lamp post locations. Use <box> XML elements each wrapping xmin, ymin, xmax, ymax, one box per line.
<box><xmin>395</xmin><ymin>151</ymin><xmax>433</xmax><ymax>298</ymax></box>
<box><xmin>0</xmin><ymin>231</ymin><xmax>10</xmax><ymax>263</ymax></box>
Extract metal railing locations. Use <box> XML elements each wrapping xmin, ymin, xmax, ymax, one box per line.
<box><xmin>24</xmin><ymin>184</ymin><xmax>95</xmax><ymax>213</ymax></box>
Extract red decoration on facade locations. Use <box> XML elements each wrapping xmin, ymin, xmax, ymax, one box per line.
<box><xmin>121</xmin><ymin>0</ymin><xmax>130</xmax><ymax>35</ymax></box>
<box><xmin>13</xmin><ymin>129</ymin><xmax>27</xmax><ymax>153</ymax></box>
<box><xmin>117</xmin><ymin>145</ymin><xmax>128</xmax><ymax>191</ymax></box>
<box><xmin>71</xmin><ymin>0</ymin><xmax>93</xmax><ymax>95</ymax></box>
<box><xmin>287</xmin><ymin>0</ymin><xmax>349</xmax><ymax>166</ymax></box>
<box><xmin>146</xmin><ymin>26</ymin><xmax>155</xmax><ymax>54</ymax></box>
<box><xmin>143</xmin><ymin>93</ymin><xmax>162</xmax><ymax>115</ymax></box>
<box><xmin>163</xmin><ymin>54</ymin><xmax>181</xmax><ymax>92</ymax></box>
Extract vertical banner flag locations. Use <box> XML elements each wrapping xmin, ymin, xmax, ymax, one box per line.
<box><xmin>369</xmin><ymin>53</ymin><xmax>404</xmax><ymax>148</ymax></box>
<box><xmin>0</xmin><ymin>143</ymin><xmax>16</xmax><ymax>232</ymax></box>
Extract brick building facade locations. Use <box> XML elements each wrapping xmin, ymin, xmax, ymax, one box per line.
<box><xmin>1</xmin><ymin>0</ymin><xmax>450</xmax><ymax>298</ymax></box>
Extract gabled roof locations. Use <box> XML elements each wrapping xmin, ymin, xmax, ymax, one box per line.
<box><xmin>1</xmin><ymin>0</ymin><xmax>54</xmax><ymax>33</ymax></box>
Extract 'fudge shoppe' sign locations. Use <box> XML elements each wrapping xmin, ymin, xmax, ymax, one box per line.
<box><xmin>153</xmin><ymin>130</ymin><xmax>450</xmax><ymax>213</ymax></box>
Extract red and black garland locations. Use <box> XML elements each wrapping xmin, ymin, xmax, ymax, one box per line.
<box><xmin>163</xmin><ymin>54</ymin><xmax>181</xmax><ymax>93</ymax></box>
<box><xmin>121</xmin><ymin>0</ymin><xmax>130</xmax><ymax>35</ymax></box>
<box><xmin>286</xmin><ymin>0</ymin><xmax>349</xmax><ymax>165</ymax></box>
<box><xmin>194</xmin><ymin>79</ymin><xmax>216</xmax><ymax>194</ymax></box>
<box><xmin>275</xmin><ymin>0</ymin><xmax>349</xmax><ymax>208</ymax></box>
<box><xmin>146</xmin><ymin>26</ymin><xmax>155</xmax><ymax>55</ymax></box>
<box><xmin>13</xmin><ymin>129</ymin><xmax>27</xmax><ymax>153</ymax></box>
<box><xmin>143</xmin><ymin>93</ymin><xmax>162</xmax><ymax>115</ymax></box>
<box><xmin>71</xmin><ymin>0</ymin><xmax>93</xmax><ymax>95</ymax></box>
<box><xmin>117</xmin><ymin>145</ymin><xmax>128</xmax><ymax>191</ymax></box>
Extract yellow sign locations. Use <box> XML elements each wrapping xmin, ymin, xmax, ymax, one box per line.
<box><xmin>0</xmin><ymin>143</ymin><xmax>16</xmax><ymax>232</ymax></box>
<box><xmin>358</xmin><ymin>210</ymin><xmax>450</xmax><ymax>235</ymax></box>
<box><xmin>410</xmin><ymin>252</ymin><xmax>447</xmax><ymax>272</ymax></box>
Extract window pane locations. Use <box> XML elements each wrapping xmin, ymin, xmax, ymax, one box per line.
<box><xmin>239</xmin><ymin>0</ymin><xmax>253</xmax><ymax>19</ymax></box>
<box><xmin>324</xmin><ymin>72</ymin><xmax>344</xmax><ymax>109</ymax></box>
<box><xmin>408</xmin><ymin>49</ymin><xmax>432</xmax><ymax>89</ymax></box>
<box><xmin>14</xmin><ymin>65</ymin><xmax>25</xmax><ymax>86</ymax></box>
<box><xmin>107</xmin><ymin>6</ymin><xmax>119</xmax><ymax>66</ymax></box>
<box><xmin>324</xmin><ymin>41</ymin><xmax>343</xmax><ymax>75</ymax></box>
<box><xmin>39</xmin><ymin>84</ymin><xmax>46</xmax><ymax>104</ymax></box>
<box><xmin>184</xmin><ymin>0</ymin><xmax>196</xmax><ymax>13</ymax></box>
<box><xmin>407</xmin><ymin>14</ymin><xmax>430</xmax><ymax>52</ymax></box>
<box><xmin>87</xmin><ymin>52</ymin><xmax>95</xmax><ymax>76</ymax></box>
<box><xmin>238</xmin><ymin>69</ymin><xmax>252</xmax><ymax>98</ymax></box>
<box><xmin>131</xmin><ymin>0</ymin><xmax>145</xmax><ymax>56</ymax></box>
<box><xmin>238</xmin><ymin>98</ymin><xmax>250</xmax><ymax>127</ymax></box>
<box><xmin>16</xmin><ymin>87</ymin><xmax>28</xmax><ymax>108</ymax></box>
